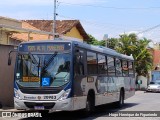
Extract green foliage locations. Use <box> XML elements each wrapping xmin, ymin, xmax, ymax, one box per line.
<box><xmin>116</xmin><ymin>33</ymin><xmax>153</xmax><ymax>77</ymax></box>
<box><xmin>107</xmin><ymin>38</ymin><xmax>119</xmax><ymax>49</ymax></box>
<box><xmin>87</xmin><ymin>34</ymin><xmax>105</xmax><ymax>46</ymax></box>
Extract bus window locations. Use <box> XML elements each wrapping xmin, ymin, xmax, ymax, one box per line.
<box><xmin>87</xmin><ymin>51</ymin><xmax>97</xmax><ymax>75</ymax></box>
<box><xmin>107</xmin><ymin>56</ymin><xmax>115</xmax><ymax>76</ymax></box>
<box><xmin>129</xmin><ymin>62</ymin><xmax>134</xmax><ymax>76</ymax></box>
<box><xmin>98</xmin><ymin>54</ymin><xmax>107</xmax><ymax>74</ymax></box>
<box><xmin>115</xmin><ymin>58</ymin><xmax>122</xmax><ymax>76</ymax></box>
<box><xmin>122</xmin><ymin>60</ymin><xmax>129</xmax><ymax>76</ymax></box>
<box><xmin>74</xmin><ymin>49</ymin><xmax>85</xmax><ymax>76</ymax></box>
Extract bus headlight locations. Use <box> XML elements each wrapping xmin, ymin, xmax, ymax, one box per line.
<box><xmin>14</xmin><ymin>89</ymin><xmax>22</xmax><ymax>100</ymax></box>
<box><xmin>58</xmin><ymin>89</ymin><xmax>71</xmax><ymax>101</ymax></box>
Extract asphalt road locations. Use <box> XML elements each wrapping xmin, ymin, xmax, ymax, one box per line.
<box><xmin>1</xmin><ymin>91</ymin><xmax>160</xmax><ymax>120</ymax></box>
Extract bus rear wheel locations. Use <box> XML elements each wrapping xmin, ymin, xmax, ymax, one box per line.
<box><xmin>115</xmin><ymin>90</ymin><xmax>124</xmax><ymax>108</ymax></box>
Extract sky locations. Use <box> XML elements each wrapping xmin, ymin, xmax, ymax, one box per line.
<box><xmin>1</xmin><ymin>0</ymin><xmax>160</xmax><ymax>42</ymax></box>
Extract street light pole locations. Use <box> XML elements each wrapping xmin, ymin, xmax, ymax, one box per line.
<box><xmin>53</xmin><ymin>0</ymin><xmax>57</xmax><ymax>39</ymax></box>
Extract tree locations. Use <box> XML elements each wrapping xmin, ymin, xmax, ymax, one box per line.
<box><xmin>87</xmin><ymin>34</ymin><xmax>105</xmax><ymax>46</ymax></box>
<box><xmin>133</xmin><ymin>38</ymin><xmax>153</xmax><ymax>77</ymax></box>
<box><xmin>107</xmin><ymin>38</ymin><xmax>119</xmax><ymax>50</ymax></box>
<box><xmin>116</xmin><ymin>33</ymin><xmax>153</xmax><ymax>77</ymax></box>
<box><xmin>116</xmin><ymin>34</ymin><xmax>137</xmax><ymax>56</ymax></box>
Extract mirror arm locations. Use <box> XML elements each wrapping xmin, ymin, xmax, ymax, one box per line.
<box><xmin>8</xmin><ymin>50</ymin><xmax>18</xmax><ymax>66</ymax></box>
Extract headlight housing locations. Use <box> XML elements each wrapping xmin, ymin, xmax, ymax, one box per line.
<box><xmin>58</xmin><ymin>89</ymin><xmax>71</xmax><ymax>101</ymax></box>
<box><xmin>14</xmin><ymin>89</ymin><xmax>22</xmax><ymax>100</ymax></box>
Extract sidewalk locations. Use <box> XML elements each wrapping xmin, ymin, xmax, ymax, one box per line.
<box><xmin>135</xmin><ymin>90</ymin><xmax>145</xmax><ymax>94</ymax></box>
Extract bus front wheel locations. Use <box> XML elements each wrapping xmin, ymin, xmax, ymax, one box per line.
<box><xmin>83</xmin><ymin>94</ymin><xmax>95</xmax><ymax>116</ymax></box>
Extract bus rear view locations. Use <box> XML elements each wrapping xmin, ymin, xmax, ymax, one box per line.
<box><xmin>13</xmin><ymin>41</ymin><xmax>73</xmax><ymax>112</ymax></box>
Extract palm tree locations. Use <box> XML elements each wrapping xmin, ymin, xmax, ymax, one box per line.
<box><xmin>116</xmin><ymin>34</ymin><xmax>137</xmax><ymax>56</ymax></box>
<box><xmin>134</xmin><ymin>38</ymin><xmax>153</xmax><ymax>77</ymax></box>
<box><xmin>107</xmin><ymin>38</ymin><xmax>119</xmax><ymax>49</ymax></box>
<box><xmin>116</xmin><ymin>34</ymin><xmax>153</xmax><ymax>77</ymax></box>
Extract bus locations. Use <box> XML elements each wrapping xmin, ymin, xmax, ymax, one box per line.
<box><xmin>8</xmin><ymin>38</ymin><xmax>135</xmax><ymax>114</ymax></box>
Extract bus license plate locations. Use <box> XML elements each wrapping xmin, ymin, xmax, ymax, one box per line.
<box><xmin>34</xmin><ymin>106</ymin><xmax>44</xmax><ymax>110</ymax></box>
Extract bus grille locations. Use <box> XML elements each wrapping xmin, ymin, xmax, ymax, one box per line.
<box><xmin>24</xmin><ymin>102</ymin><xmax>55</xmax><ymax>109</ymax></box>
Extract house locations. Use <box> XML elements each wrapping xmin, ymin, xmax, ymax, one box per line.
<box><xmin>0</xmin><ymin>16</ymin><xmax>89</xmax><ymax>46</ymax></box>
<box><xmin>0</xmin><ymin>16</ymin><xmax>52</xmax><ymax>46</ymax></box>
<box><xmin>22</xmin><ymin>20</ymin><xmax>89</xmax><ymax>41</ymax></box>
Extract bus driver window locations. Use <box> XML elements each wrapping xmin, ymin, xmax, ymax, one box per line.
<box><xmin>74</xmin><ymin>49</ymin><xmax>84</xmax><ymax>76</ymax></box>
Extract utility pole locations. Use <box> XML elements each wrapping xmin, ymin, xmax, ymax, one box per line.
<box><xmin>53</xmin><ymin>0</ymin><xmax>57</xmax><ymax>39</ymax></box>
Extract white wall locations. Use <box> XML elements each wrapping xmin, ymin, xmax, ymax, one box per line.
<box><xmin>137</xmin><ymin>76</ymin><xmax>148</xmax><ymax>90</ymax></box>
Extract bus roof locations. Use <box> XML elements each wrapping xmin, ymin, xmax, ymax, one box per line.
<box><xmin>20</xmin><ymin>38</ymin><xmax>134</xmax><ymax>61</ymax></box>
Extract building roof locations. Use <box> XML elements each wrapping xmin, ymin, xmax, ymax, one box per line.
<box><xmin>10</xmin><ymin>22</ymin><xmax>52</xmax><ymax>41</ymax></box>
<box><xmin>0</xmin><ymin>16</ymin><xmax>21</xmax><ymax>23</ymax></box>
<box><xmin>23</xmin><ymin>20</ymin><xmax>89</xmax><ymax>40</ymax></box>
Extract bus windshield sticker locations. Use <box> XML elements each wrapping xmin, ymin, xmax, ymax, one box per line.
<box><xmin>42</xmin><ymin>77</ymin><xmax>51</xmax><ymax>86</ymax></box>
<box><xmin>22</xmin><ymin>77</ymin><xmax>40</xmax><ymax>82</ymax></box>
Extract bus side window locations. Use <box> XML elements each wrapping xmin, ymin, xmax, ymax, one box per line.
<box><xmin>122</xmin><ymin>60</ymin><xmax>129</xmax><ymax>76</ymax></box>
<box><xmin>98</xmin><ymin>54</ymin><xmax>107</xmax><ymax>74</ymax></box>
<box><xmin>129</xmin><ymin>62</ymin><xmax>134</xmax><ymax>76</ymax></box>
<box><xmin>107</xmin><ymin>56</ymin><xmax>115</xmax><ymax>76</ymax></box>
<box><xmin>74</xmin><ymin>49</ymin><xmax>84</xmax><ymax>76</ymax></box>
<box><xmin>115</xmin><ymin>58</ymin><xmax>122</xmax><ymax>76</ymax></box>
<box><xmin>87</xmin><ymin>51</ymin><xmax>97</xmax><ymax>75</ymax></box>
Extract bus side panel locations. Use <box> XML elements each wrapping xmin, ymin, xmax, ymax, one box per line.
<box><xmin>73</xmin><ymin>76</ymin><xmax>101</xmax><ymax>110</ymax></box>
<box><xmin>124</xmin><ymin>77</ymin><xmax>135</xmax><ymax>99</ymax></box>
<box><xmin>73</xmin><ymin>76</ymin><xmax>87</xmax><ymax>110</ymax></box>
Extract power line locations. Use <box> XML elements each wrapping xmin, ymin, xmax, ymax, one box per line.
<box><xmin>58</xmin><ymin>14</ymin><xmax>160</xmax><ymax>40</ymax></box>
<box><xmin>58</xmin><ymin>14</ymin><xmax>145</xmax><ymax>29</ymax></box>
<box><xmin>59</xmin><ymin>2</ymin><xmax>160</xmax><ymax>10</ymax></box>
<box><xmin>137</xmin><ymin>24</ymin><xmax>160</xmax><ymax>35</ymax></box>
<box><xmin>58</xmin><ymin>14</ymin><xmax>159</xmax><ymax>37</ymax></box>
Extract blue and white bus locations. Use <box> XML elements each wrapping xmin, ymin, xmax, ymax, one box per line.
<box><xmin>8</xmin><ymin>38</ymin><xmax>135</xmax><ymax>113</ymax></box>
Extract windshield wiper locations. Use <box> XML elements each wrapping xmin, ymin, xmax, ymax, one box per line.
<box><xmin>28</xmin><ymin>52</ymin><xmax>38</xmax><ymax>65</ymax></box>
<box><xmin>42</xmin><ymin>51</ymin><xmax>58</xmax><ymax>71</ymax></box>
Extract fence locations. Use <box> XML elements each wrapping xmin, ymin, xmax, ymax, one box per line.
<box><xmin>0</xmin><ymin>44</ymin><xmax>16</xmax><ymax>107</ymax></box>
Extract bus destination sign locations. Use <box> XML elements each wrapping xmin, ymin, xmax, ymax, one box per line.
<box><xmin>19</xmin><ymin>42</ymin><xmax>71</xmax><ymax>52</ymax></box>
<box><xmin>27</xmin><ymin>45</ymin><xmax>64</xmax><ymax>52</ymax></box>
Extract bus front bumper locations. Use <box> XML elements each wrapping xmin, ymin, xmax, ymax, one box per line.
<box><xmin>14</xmin><ymin>98</ymin><xmax>74</xmax><ymax>112</ymax></box>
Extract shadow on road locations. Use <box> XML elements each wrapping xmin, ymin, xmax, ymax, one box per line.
<box><xmin>19</xmin><ymin>102</ymin><xmax>139</xmax><ymax>120</ymax></box>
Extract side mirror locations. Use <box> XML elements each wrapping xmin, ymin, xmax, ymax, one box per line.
<box><xmin>8</xmin><ymin>50</ymin><xmax>17</xmax><ymax>66</ymax></box>
<box><xmin>8</xmin><ymin>56</ymin><xmax>12</xmax><ymax>66</ymax></box>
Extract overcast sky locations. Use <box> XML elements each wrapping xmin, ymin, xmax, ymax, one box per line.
<box><xmin>1</xmin><ymin>0</ymin><xmax>160</xmax><ymax>42</ymax></box>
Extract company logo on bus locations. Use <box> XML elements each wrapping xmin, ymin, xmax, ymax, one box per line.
<box><xmin>37</xmin><ymin>96</ymin><xmax>41</xmax><ymax>100</ymax></box>
<box><xmin>24</xmin><ymin>96</ymin><xmax>36</xmax><ymax>100</ymax></box>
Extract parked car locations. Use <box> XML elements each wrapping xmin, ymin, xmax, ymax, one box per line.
<box><xmin>146</xmin><ymin>80</ymin><xmax>160</xmax><ymax>92</ymax></box>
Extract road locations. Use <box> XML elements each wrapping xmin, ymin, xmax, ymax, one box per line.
<box><xmin>1</xmin><ymin>91</ymin><xmax>160</xmax><ymax>120</ymax></box>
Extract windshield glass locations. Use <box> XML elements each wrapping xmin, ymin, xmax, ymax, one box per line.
<box><xmin>15</xmin><ymin>53</ymin><xmax>70</xmax><ymax>88</ymax></box>
<box><xmin>150</xmin><ymin>81</ymin><xmax>160</xmax><ymax>85</ymax></box>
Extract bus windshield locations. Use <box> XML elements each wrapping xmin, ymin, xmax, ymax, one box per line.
<box><xmin>15</xmin><ymin>52</ymin><xmax>70</xmax><ymax>88</ymax></box>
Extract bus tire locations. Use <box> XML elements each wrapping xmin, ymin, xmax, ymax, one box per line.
<box><xmin>115</xmin><ymin>89</ymin><xmax>124</xmax><ymax>108</ymax></box>
<box><xmin>83</xmin><ymin>93</ymin><xmax>95</xmax><ymax>117</ymax></box>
